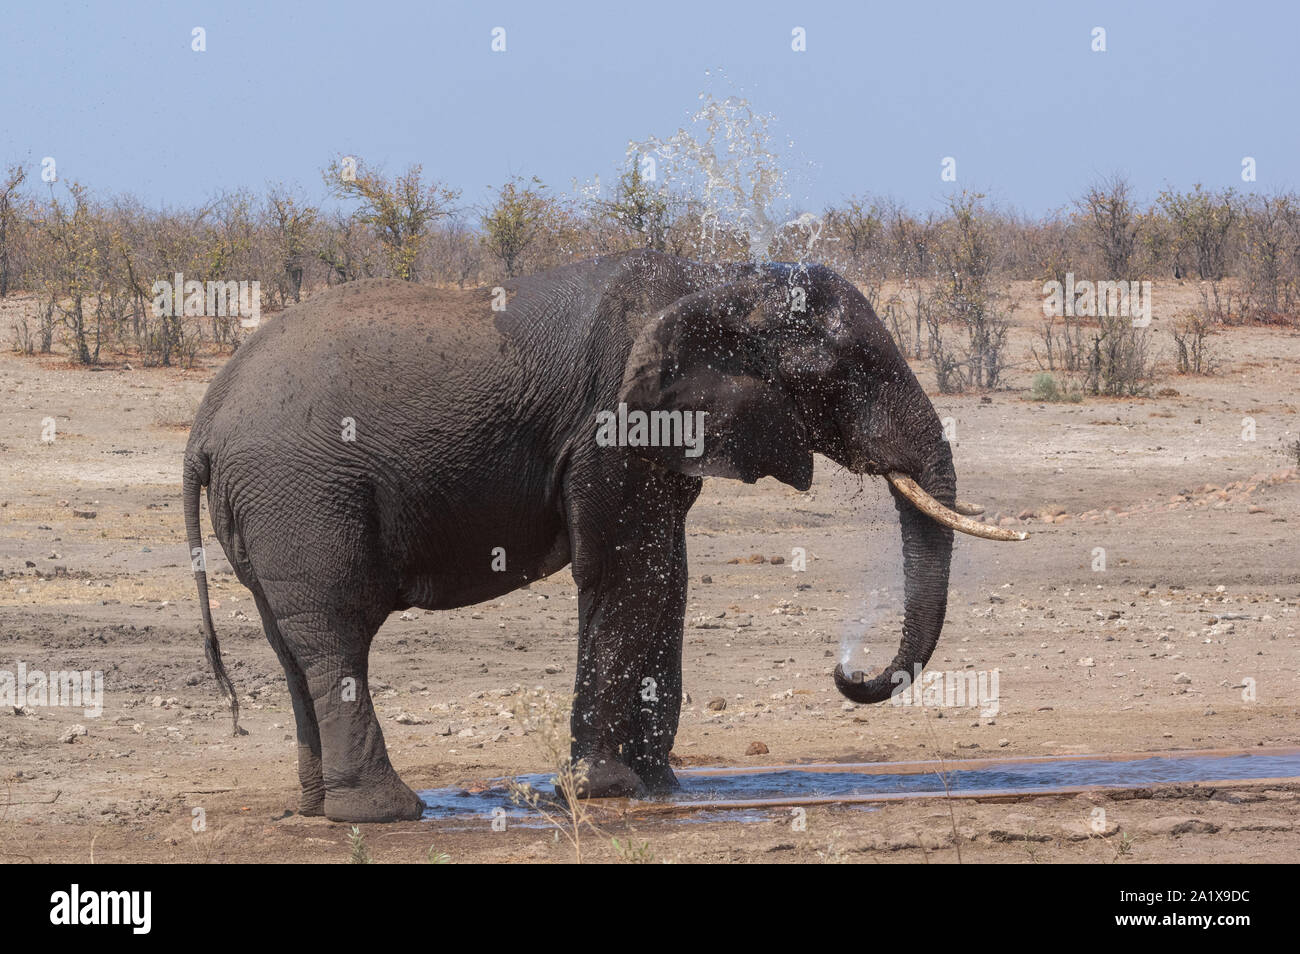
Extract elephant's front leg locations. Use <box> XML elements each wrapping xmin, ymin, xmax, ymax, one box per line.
<box><xmin>570</xmin><ymin>577</ymin><xmax>686</xmax><ymax>796</ymax></box>
<box><xmin>620</xmin><ymin>526</ymin><xmax>688</xmax><ymax>792</ymax></box>
<box><xmin>567</xmin><ymin>476</ymin><xmax>694</xmax><ymax>798</ymax></box>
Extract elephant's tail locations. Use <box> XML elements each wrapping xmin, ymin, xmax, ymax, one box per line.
<box><xmin>184</xmin><ymin>452</ymin><xmax>240</xmax><ymax>736</ymax></box>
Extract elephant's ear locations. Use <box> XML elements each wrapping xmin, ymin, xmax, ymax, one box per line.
<box><xmin>617</xmin><ymin>281</ymin><xmax>814</xmax><ymax>491</ymax></box>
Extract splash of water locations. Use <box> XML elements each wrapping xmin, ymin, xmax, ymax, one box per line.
<box><xmin>838</xmin><ymin>587</ymin><xmax>891</xmax><ymax>670</ymax></box>
<box><xmin>629</xmin><ymin>92</ymin><xmax>823</xmax><ymax>262</ymax></box>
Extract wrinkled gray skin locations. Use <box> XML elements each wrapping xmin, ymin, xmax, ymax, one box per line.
<box><xmin>184</xmin><ymin>250</ymin><xmax>955</xmax><ymax>822</ymax></box>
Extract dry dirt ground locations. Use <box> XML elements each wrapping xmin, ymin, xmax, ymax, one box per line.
<box><xmin>1</xmin><ymin>280</ymin><xmax>1298</xmax><ymax>864</ymax></box>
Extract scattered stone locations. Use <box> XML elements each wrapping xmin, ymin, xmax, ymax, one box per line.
<box><xmin>1061</xmin><ymin>817</ymin><xmax>1119</xmax><ymax>840</ymax></box>
<box><xmin>1173</xmin><ymin>672</ymin><xmax>1192</xmax><ymax>685</ymax></box>
<box><xmin>706</xmin><ymin>697</ymin><xmax>727</xmax><ymax>711</ymax></box>
<box><xmin>60</xmin><ymin>724</ymin><xmax>88</xmax><ymax>743</ymax></box>
<box><xmin>745</xmin><ymin>741</ymin><xmax>769</xmax><ymax>756</ymax></box>
<box><xmin>394</xmin><ymin>711</ymin><xmax>428</xmax><ymax>725</ymax></box>
<box><xmin>1144</xmin><ymin>815</ymin><xmax>1220</xmax><ymax>836</ymax></box>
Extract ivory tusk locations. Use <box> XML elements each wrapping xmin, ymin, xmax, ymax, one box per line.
<box><xmin>886</xmin><ymin>472</ymin><xmax>1028</xmax><ymax>542</ymax></box>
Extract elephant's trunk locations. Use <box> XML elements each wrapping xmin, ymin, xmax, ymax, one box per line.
<box><xmin>834</xmin><ymin>446</ymin><xmax>956</xmax><ymax>704</ymax></box>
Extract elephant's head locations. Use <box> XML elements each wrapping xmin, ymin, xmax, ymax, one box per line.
<box><xmin>619</xmin><ymin>262</ymin><xmax>1026</xmax><ymax>705</ymax></box>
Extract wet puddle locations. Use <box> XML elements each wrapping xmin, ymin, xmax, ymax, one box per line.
<box><xmin>418</xmin><ymin>746</ymin><xmax>1300</xmax><ymax>822</ymax></box>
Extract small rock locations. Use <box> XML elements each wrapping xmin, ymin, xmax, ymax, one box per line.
<box><xmin>1173</xmin><ymin>672</ymin><xmax>1192</xmax><ymax>685</ymax></box>
<box><xmin>61</xmin><ymin>724</ymin><xmax>88</xmax><ymax>743</ymax></box>
<box><xmin>1144</xmin><ymin>815</ymin><xmax>1220</xmax><ymax>836</ymax></box>
<box><xmin>394</xmin><ymin>711</ymin><xmax>428</xmax><ymax>725</ymax></box>
<box><xmin>706</xmin><ymin>697</ymin><xmax>727</xmax><ymax>711</ymax></box>
<box><xmin>1062</xmin><ymin>817</ymin><xmax>1118</xmax><ymax>839</ymax></box>
<box><xmin>745</xmin><ymin>741</ymin><xmax>769</xmax><ymax>756</ymax></box>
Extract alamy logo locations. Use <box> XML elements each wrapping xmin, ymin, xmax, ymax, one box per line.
<box><xmin>595</xmin><ymin>402</ymin><xmax>707</xmax><ymax>458</ymax></box>
<box><xmin>49</xmin><ymin>884</ymin><xmax>151</xmax><ymax>934</ymax></box>
<box><xmin>0</xmin><ymin>662</ymin><xmax>102</xmax><ymax>717</ymax></box>
<box><xmin>1042</xmin><ymin>272</ymin><xmax>1152</xmax><ymax>327</ymax></box>
<box><xmin>152</xmin><ymin>272</ymin><xmax>261</xmax><ymax>327</ymax></box>
<box><xmin>890</xmin><ymin>664</ymin><xmax>1000</xmax><ymax>717</ymax></box>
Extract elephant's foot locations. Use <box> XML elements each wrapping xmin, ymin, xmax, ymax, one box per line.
<box><xmin>634</xmin><ymin>760</ymin><xmax>680</xmax><ymax>796</ymax></box>
<box><xmin>324</xmin><ymin>771</ymin><xmax>425</xmax><ymax>822</ymax></box>
<box><xmin>298</xmin><ymin>783</ymin><xmax>325</xmax><ymax>817</ymax></box>
<box><xmin>575</xmin><ymin>757</ymin><xmax>647</xmax><ymax>799</ymax></box>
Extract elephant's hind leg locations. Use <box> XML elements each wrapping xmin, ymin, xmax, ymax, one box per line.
<box><xmin>259</xmin><ymin>586</ymin><xmax>425</xmax><ymax>823</ymax></box>
<box><xmin>252</xmin><ymin>590</ymin><xmax>324</xmax><ymax>815</ymax></box>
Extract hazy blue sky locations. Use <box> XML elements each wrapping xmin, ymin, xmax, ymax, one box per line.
<box><xmin>2</xmin><ymin>0</ymin><xmax>1295</xmax><ymax>215</ymax></box>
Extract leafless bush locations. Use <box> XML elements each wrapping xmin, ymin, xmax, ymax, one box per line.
<box><xmin>1076</xmin><ymin>174</ymin><xmax>1139</xmax><ymax>275</ymax></box>
<box><xmin>929</xmin><ymin>193</ymin><xmax>1010</xmax><ymax>391</ymax></box>
<box><xmin>1239</xmin><ymin>192</ymin><xmax>1300</xmax><ymax>323</ymax></box>
<box><xmin>1171</xmin><ymin>313</ymin><xmax>1218</xmax><ymax>374</ymax></box>
<box><xmin>9</xmin><ymin>316</ymin><xmax>34</xmax><ymax>355</ymax></box>
<box><xmin>1170</xmin><ymin>288</ymin><xmax>1224</xmax><ymax>374</ymax></box>
<box><xmin>1159</xmin><ymin>184</ymin><xmax>1237</xmax><ymax>280</ymax></box>
<box><xmin>1032</xmin><ymin>313</ymin><xmax>1091</xmax><ymax>378</ymax></box>
<box><xmin>823</xmin><ymin>195</ymin><xmax>886</xmax><ymax>284</ymax></box>
<box><xmin>1086</xmin><ymin>313</ymin><xmax>1156</xmax><ymax>396</ymax></box>
<box><xmin>0</xmin><ymin>164</ymin><xmax>28</xmax><ymax>298</ymax></box>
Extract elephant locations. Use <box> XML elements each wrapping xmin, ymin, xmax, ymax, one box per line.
<box><xmin>183</xmin><ymin>249</ymin><xmax>1026</xmax><ymax>822</ymax></box>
